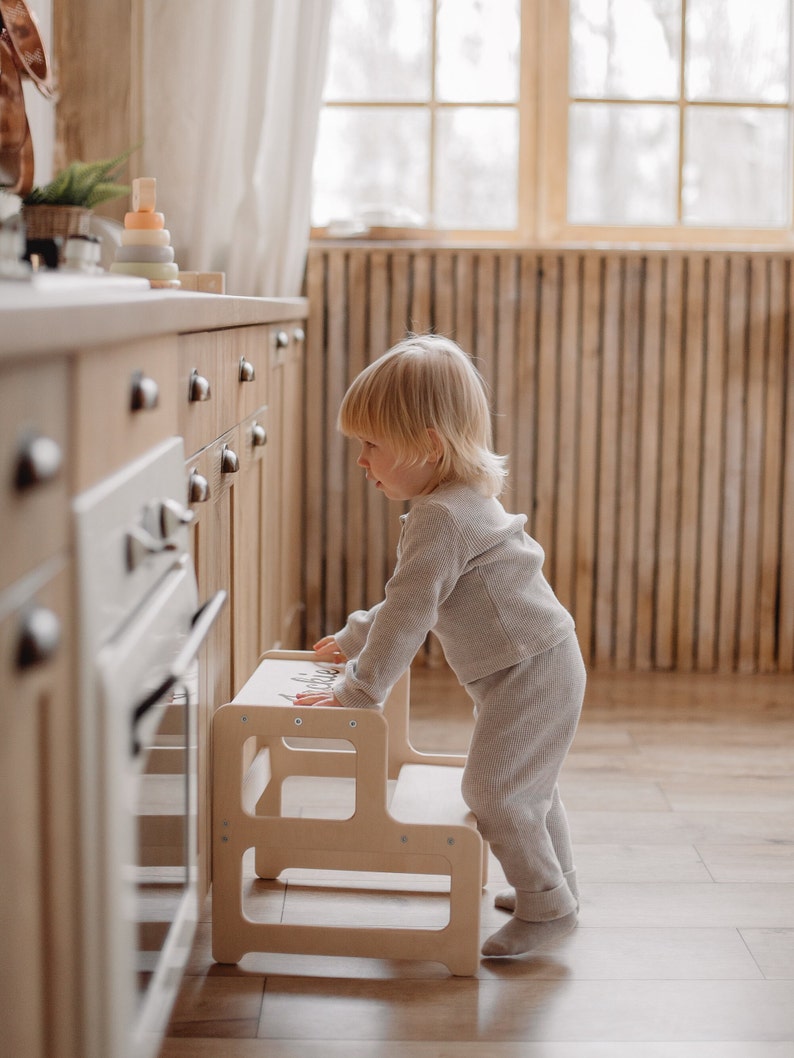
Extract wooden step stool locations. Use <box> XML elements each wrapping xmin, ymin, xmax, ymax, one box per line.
<box><xmin>211</xmin><ymin>650</ymin><xmax>485</xmax><ymax>975</ymax></box>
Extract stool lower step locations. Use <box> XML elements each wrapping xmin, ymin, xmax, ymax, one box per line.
<box><xmin>389</xmin><ymin>764</ymin><xmax>476</xmax><ymax>828</ymax></box>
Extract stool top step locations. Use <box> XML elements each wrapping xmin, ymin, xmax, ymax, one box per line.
<box><xmin>233</xmin><ymin>658</ymin><xmax>344</xmax><ymax>706</ymax></box>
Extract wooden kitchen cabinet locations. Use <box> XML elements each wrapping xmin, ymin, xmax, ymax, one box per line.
<box><xmin>1</xmin><ymin>287</ymin><xmax>307</xmax><ymax>1058</ymax></box>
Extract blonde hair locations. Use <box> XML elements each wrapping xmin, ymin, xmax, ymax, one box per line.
<box><xmin>338</xmin><ymin>334</ymin><xmax>508</xmax><ymax>497</ymax></box>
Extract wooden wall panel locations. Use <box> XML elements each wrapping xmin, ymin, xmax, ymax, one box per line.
<box><xmin>304</xmin><ymin>245</ymin><xmax>794</xmax><ymax>674</ymax></box>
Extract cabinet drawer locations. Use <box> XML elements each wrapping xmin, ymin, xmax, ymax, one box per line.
<box><xmin>232</xmin><ymin>325</ymin><xmax>270</xmax><ymax>425</ymax></box>
<box><xmin>73</xmin><ymin>336</ymin><xmax>178</xmax><ymax>491</ymax></box>
<box><xmin>178</xmin><ymin>331</ymin><xmax>222</xmax><ymax>457</ymax></box>
<box><xmin>0</xmin><ymin>358</ymin><xmax>69</xmax><ymax>593</ymax></box>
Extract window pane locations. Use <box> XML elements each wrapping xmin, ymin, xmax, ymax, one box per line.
<box><xmin>570</xmin><ymin>0</ymin><xmax>681</xmax><ymax>100</ymax></box>
<box><xmin>686</xmin><ymin>0</ymin><xmax>790</xmax><ymax>103</ymax></box>
<box><xmin>436</xmin><ymin>0</ymin><xmax>520</xmax><ymax>102</ymax></box>
<box><xmin>434</xmin><ymin>108</ymin><xmax>518</xmax><ymax>229</ymax></box>
<box><xmin>568</xmin><ymin>103</ymin><xmax>679</xmax><ymax>224</ymax></box>
<box><xmin>683</xmin><ymin>107</ymin><xmax>789</xmax><ymax>226</ymax></box>
<box><xmin>324</xmin><ymin>0</ymin><xmax>432</xmax><ymax>102</ymax></box>
<box><xmin>311</xmin><ymin>108</ymin><xmax>431</xmax><ymax>227</ymax></box>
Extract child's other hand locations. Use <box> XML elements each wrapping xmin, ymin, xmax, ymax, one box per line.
<box><xmin>313</xmin><ymin>635</ymin><xmax>346</xmax><ymax>664</ymax></box>
<box><xmin>294</xmin><ymin>690</ymin><xmax>343</xmax><ymax>707</ymax></box>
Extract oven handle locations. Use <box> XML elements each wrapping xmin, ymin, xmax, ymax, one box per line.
<box><xmin>130</xmin><ymin>588</ymin><xmax>227</xmax><ymax>756</ymax></box>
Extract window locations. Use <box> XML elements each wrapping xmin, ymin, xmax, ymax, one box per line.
<box><xmin>312</xmin><ymin>0</ymin><xmax>794</xmax><ymax>244</ymax></box>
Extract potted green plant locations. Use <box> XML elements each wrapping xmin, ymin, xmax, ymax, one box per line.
<box><xmin>21</xmin><ymin>148</ymin><xmax>135</xmax><ymax>244</ymax></box>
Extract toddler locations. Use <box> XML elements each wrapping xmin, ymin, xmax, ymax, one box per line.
<box><xmin>295</xmin><ymin>334</ymin><xmax>586</xmax><ymax>958</ymax></box>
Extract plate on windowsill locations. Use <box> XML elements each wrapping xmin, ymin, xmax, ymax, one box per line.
<box><xmin>312</xmin><ymin>225</ymin><xmax>437</xmax><ymax>241</ymax></box>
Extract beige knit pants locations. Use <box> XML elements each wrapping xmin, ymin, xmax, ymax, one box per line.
<box><xmin>460</xmin><ymin>632</ymin><xmax>586</xmax><ymax>922</ymax></box>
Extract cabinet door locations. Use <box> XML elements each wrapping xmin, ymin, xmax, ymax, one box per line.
<box><xmin>267</xmin><ymin>323</ymin><xmax>306</xmax><ymax>649</ymax></box>
<box><xmin>73</xmin><ymin>336</ymin><xmax>178</xmax><ymax>492</ymax></box>
<box><xmin>185</xmin><ymin>428</ymin><xmax>239</xmax><ymax>895</ymax></box>
<box><xmin>0</xmin><ymin>565</ymin><xmax>77</xmax><ymax>1058</ymax></box>
<box><xmin>233</xmin><ymin>407</ymin><xmax>269</xmax><ymax>692</ymax></box>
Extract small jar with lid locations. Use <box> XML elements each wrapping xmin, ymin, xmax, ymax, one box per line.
<box><xmin>63</xmin><ymin>233</ymin><xmax>102</xmax><ymax>273</ymax></box>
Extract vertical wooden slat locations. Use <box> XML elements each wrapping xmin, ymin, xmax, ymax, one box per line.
<box><xmin>303</xmin><ymin>249</ymin><xmax>327</xmax><ymax>645</ymax></box>
<box><xmin>635</xmin><ymin>254</ymin><xmax>664</xmax><ymax>671</ymax></box>
<box><xmin>778</xmin><ymin>262</ymin><xmax>794</xmax><ymax>672</ymax></box>
<box><xmin>574</xmin><ymin>253</ymin><xmax>602</xmax><ymax>666</ymax></box>
<box><xmin>367</xmin><ymin>251</ymin><xmax>391</xmax><ymax>610</ymax></box>
<box><xmin>677</xmin><ymin>253</ymin><xmax>706</xmax><ymax>672</ymax></box>
<box><xmin>324</xmin><ymin>252</ymin><xmax>349</xmax><ymax>636</ymax></box>
<box><xmin>594</xmin><ymin>254</ymin><xmax>621</xmax><ymax>668</ymax></box>
<box><xmin>718</xmin><ymin>256</ymin><xmax>748</xmax><ymax>671</ymax></box>
<box><xmin>535</xmin><ymin>254</ymin><xmax>560</xmax><ymax>585</ymax></box>
<box><xmin>494</xmin><ymin>253</ymin><xmax>519</xmax><ymax>462</ymax></box>
<box><xmin>386</xmin><ymin>252</ymin><xmax>413</xmax><ymax>583</ymax></box>
<box><xmin>345</xmin><ymin>251</ymin><xmax>369</xmax><ymax>617</ymax></box>
<box><xmin>454</xmin><ymin>254</ymin><xmax>475</xmax><ymax>352</ymax></box>
<box><xmin>615</xmin><ymin>254</ymin><xmax>642</xmax><ymax>669</ymax></box>
<box><xmin>697</xmin><ymin>255</ymin><xmax>727</xmax><ymax>670</ymax></box>
<box><xmin>555</xmin><ymin>252</ymin><xmax>581</xmax><ymax>616</ymax></box>
<box><xmin>757</xmin><ymin>257</ymin><xmax>785</xmax><ymax>671</ymax></box>
<box><xmin>656</xmin><ymin>254</ymin><xmax>684</xmax><ymax>670</ymax></box>
<box><xmin>434</xmin><ymin>251</ymin><xmax>455</xmax><ymax>339</ymax></box>
<box><xmin>673</xmin><ymin>253</ymin><xmax>707</xmax><ymax>668</ymax></box>
<box><xmin>410</xmin><ymin>251</ymin><xmax>433</xmax><ymax>335</ymax></box>
<box><xmin>512</xmin><ymin>253</ymin><xmax>539</xmax><ymax>528</ymax></box>
<box><xmin>737</xmin><ymin>256</ymin><xmax>768</xmax><ymax>672</ymax></box>
<box><xmin>475</xmin><ymin>253</ymin><xmax>496</xmax><ymax>400</ymax></box>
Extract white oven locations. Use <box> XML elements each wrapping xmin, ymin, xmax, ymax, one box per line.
<box><xmin>72</xmin><ymin>436</ymin><xmax>224</xmax><ymax>1058</ymax></box>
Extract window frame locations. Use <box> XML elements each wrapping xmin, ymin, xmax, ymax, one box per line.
<box><xmin>313</xmin><ymin>0</ymin><xmax>794</xmax><ymax>248</ymax></box>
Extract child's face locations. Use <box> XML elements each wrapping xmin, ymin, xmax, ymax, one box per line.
<box><xmin>355</xmin><ymin>434</ymin><xmax>439</xmax><ymax>501</ymax></box>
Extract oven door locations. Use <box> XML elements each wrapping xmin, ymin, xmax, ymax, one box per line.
<box><xmin>92</xmin><ymin>556</ymin><xmax>224</xmax><ymax>1058</ymax></box>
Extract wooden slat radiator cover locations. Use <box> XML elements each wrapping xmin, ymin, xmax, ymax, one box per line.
<box><xmin>303</xmin><ymin>246</ymin><xmax>794</xmax><ymax>674</ymax></box>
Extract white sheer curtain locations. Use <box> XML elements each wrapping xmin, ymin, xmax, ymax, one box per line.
<box><xmin>140</xmin><ymin>0</ymin><xmax>331</xmax><ymax>296</ymax></box>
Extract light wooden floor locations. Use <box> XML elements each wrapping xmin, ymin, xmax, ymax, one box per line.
<box><xmin>159</xmin><ymin>664</ymin><xmax>794</xmax><ymax>1058</ymax></box>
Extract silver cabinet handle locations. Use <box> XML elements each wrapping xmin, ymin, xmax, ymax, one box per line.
<box><xmin>189</xmin><ymin>471</ymin><xmax>210</xmax><ymax>503</ymax></box>
<box><xmin>221</xmin><ymin>445</ymin><xmax>239</xmax><ymax>474</ymax></box>
<box><xmin>189</xmin><ymin>369</ymin><xmax>212</xmax><ymax>402</ymax></box>
<box><xmin>130</xmin><ymin>371</ymin><xmax>160</xmax><ymax>411</ymax></box>
<box><xmin>159</xmin><ymin>497</ymin><xmax>195</xmax><ymax>537</ymax></box>
<box><xmin>15</xmin><ymin>433</ymin><xmax>62</xmax><ymax>490</ymax></box>
<box><xmin>251</xmin><ymin>422</ymin><xmax>267</xmax><ymax>447</ymax></box>
<box><xmin>275</xmin><ymin>329</ymin><xmax>289</xmax><ymax>349</ymax></box>
<box><xmin>239</xmin><ymin>356</ymin><xmax>256</xmax><ymax>382</ymax></box>
<box><xmin>293</xmin><ymin>327</ymin><xmax>305</xmax><ymax>343</ymax></box>
<box><xmin>126</xmin><ymin>525</ymin><xmax>179</xmax><ymax>571</ymax></box>
<box><xmin>17</xmin><ymin>606</ymin><xmax>61</xmax><ymax>669</ymax></box>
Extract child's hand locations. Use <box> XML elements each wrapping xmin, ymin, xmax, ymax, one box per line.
<box><xmin>313</xmin><ymin>635</ymin><xmax>346</xmax><ymax>664</ymax></box>
<box><xmin>294</xmin><ymin>690</ymin><xmax>343</xmax><ymax>707</ymax></box>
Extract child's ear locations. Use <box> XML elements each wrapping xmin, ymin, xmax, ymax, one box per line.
<box><xmin>426</xmin><ymin>428</ymin><xmax>444</xmax><ymax>463</ymax></box>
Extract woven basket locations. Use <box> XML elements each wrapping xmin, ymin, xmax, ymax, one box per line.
<box><xmin>22</xmin><ymin>204</ymin><xmax>92</xmax><ymax>242</ymax></box>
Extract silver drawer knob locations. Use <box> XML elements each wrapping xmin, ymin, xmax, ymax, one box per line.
<box><xmin>189</xmin><ymin>471</ymin><xmax>210</xmax><ymax>503</ymax></box>
<box><xmin>275</xmin><ymin>329</ymin><xmax>289</xmax><ymax>349</ymax></box>
<box><xmin>239</xmin><ymin>357</ymin><xmax>256</xmax><ymax>382</ymax></box>
<box><xmin>221</xmin><ymin>445</ymin><xmax>240</xmax><ymax>474</ymax></box>
<box><xmin>15</xmin><ymin>434</ymin><xmax>62</xmax><ymax>490</ymax></box>
<box><xmin>251</xmin><ymin>422</ymin><xmax>267</xmax><ymax>447</ymax></box>
<box><xmin>17</xmin><ymin>607</ymin><xmax>61</xmax><ymax>669</ymax></box>
<box><xmin>130</xmin><ymin>371</ymin><xmax>160</xmax><ymax>411</ymax></box>
<box><xmin>293</xmin><ymin>327</ymin><xmax>305</xmax><ymax>343</ymax></box>
<box><xmin>189</xmin><ymin>369</ymin><xmax>212</xmax><ymax>402</ymax></box>
<box><xmin>159</xmin><ymin>497</ymin><xmax>195</xmax><ymax>537</ymax></box>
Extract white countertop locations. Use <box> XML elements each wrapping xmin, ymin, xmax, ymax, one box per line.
<box><xmin>0</xmin><ymin>271</ymin><xmax>308</xmax><ymax>359</ymax></box>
